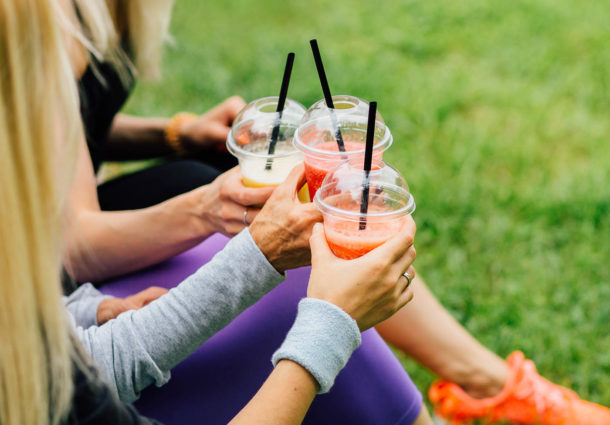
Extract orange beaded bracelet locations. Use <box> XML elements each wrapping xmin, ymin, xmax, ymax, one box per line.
<box><xmin>164</xmin><ymin>112</ymin><xmax>198</xmax><ymax>155</ymax></box>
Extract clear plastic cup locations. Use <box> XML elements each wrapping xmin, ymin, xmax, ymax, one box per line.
<box><xmin>314</xmin><ymin>159</ymin><xmax>415</xmax><ymax>260</ymax></box>
<box><xmin>227</xmin><ymin>97</ymin><xmax>306</xmax><ymax>188</ymax></box>
<box><xmin>301</xmin><ymin>95</ymin><xmax>384</xmax><ymax>124</ymax></box>
<box><xmin>294</xmin><ymin>114</ymin><xmax>392</xmax><ymax>200</ymax></box>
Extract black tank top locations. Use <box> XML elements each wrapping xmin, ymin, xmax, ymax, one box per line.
<box><xmin>78</xmin><ymin>56</ymin><xmax>134</xmax><ymax>173</ymax></box>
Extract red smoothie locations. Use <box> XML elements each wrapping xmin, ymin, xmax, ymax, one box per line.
<box><xmin>303</xmin><ymin>141</ymin><xmax>383</xmax><ymax>199</ymax></box>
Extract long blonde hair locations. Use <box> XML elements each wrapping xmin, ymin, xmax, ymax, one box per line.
<box><xmin>71</xmin><ymin>0</ymin><xmax>176</xmax><ymax>80</ymax></box>
<box><xmin>0</xmin><ymin>0</ymin><xmax>82</xmax><ymax>423</ymax></box>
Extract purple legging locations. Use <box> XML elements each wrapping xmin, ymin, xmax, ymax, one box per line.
<box><xmin>99</xmin><ymin>233</ymin><xmax>423</xmax><ymax>425</ymax></box>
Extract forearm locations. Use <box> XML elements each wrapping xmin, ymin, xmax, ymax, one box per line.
<box><xmin>75</xmin><ymin>229</ymin><xmax>284</xmax><ymax>402</ymax></box>
<box><xmin>230</xmin><ymin>298</ymin><xmax>362</xmax><ymax>423</ymax></box>
<box><xmin>229</xmin><ymin>360</ymin><xmax>317</xmax><ymax>425</ymax></box>
<box><xmin>375</xmin><ymin>276</ymin><xmax>507</xmax><ymax>386</ymax></box>
<box><xmin>104</xmin><ymin>114</ymin><xmax>173</xmax><ymax>160</ymax></box>
<box><xmin>65</xmin><ymin>189</ymin><xmax>211</xmax><ymax>283</ymax></box>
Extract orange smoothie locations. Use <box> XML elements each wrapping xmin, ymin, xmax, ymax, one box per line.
<box><xmin>324</xmin><ymin>216</ymin><xmax>406</xmax><ymax>260</ymax></box>
<box><xmin>314</xmin><ymin>158</ymin><xmax>414</xmax><ymax>261</ymax></box>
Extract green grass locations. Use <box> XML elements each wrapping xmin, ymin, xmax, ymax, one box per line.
<box><xmin>122</xmin><ymin>0</ymin><xmax>610</xmax><ymax>409</ymax></box>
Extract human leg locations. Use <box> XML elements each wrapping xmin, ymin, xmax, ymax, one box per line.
<box><xmin>97</xmin><ymin>159</ymin><xmax>223</xmax><ymax>210</ymax></box>
<box><xmin>99</xmin><ymin>234</ymin><xmax>425</xmax><ymax>425</ymax></box>
<box><xmin>412</xmin><ymin>405</ymin><xmax>434</xmax><ymax>425</ymax></box>
<box><xmin>375</xmin><ymin>276</ymin><xmax>610</xmax><ymax>424</ymax></box>
<box><xmin>375</xmin><ymin>276</ymin><xmax>507</xmax><ymax>398</ymax></box>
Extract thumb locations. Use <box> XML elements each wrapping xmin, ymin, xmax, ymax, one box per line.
<box><xmin>207</xmin><ymin>96</ymin><xmax>245</xmax><ymax>122</ymax></box>
<box><xmin>309</xmin><ymin>223</ymin><xmax>334</xmax><ymax>265</ymax></box>
<box><xmin>276</xmin><ymin>163</ymin><xmax>306</xmax><ymax>198</ymax></box>
<box><xmin>369</xmin><ymin>215</ymin><xmax>416</xmax><ymax>262</ymax></box>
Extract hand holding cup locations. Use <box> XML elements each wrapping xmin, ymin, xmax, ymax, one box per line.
<box><xmin>307</xmin><ymin>219</ymin><xmax>417</xmax><ymax>331</ymax></box>
<box><xmin>199</xmin><ymin>167</ymin><xmax>275</xmax><ymax>236</ymax></box>
<box><xmin>249</xmin><ymin>164</ymin><xmax>322</xmax><ymax>273</ymax></box>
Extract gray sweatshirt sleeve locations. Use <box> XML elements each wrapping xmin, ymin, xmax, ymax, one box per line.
<box><xmin>73</xmin><ymin>229</ymin><xmax>285</xmax><ymax>403</ymax></box>
<box><xmin>63</xmin><ymin>283</ymin><xmax>114</xmax><ymax>328</ymax></box>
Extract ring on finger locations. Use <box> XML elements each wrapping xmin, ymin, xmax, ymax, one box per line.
<box><xmin>242</xmin><ymin>209</ymin><xmax>248</xmax><ymax>225</ymax></box>
<box><xmin>402</xmin><ymin>270</ymin><xmax>413</xmax><ymax>286</ymax></box>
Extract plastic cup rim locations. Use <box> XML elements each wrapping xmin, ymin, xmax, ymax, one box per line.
<box><xmin>294</xmin><ymin>115</ymin><xmax>392</xmax><ymax>157</ymax></box>
<box><xmin>314</xmin><ymin>183</ymin><xmax>416</xmax><ymax>220</ymax></box>
<box><xmin>226</xmin><ymin>124</ymin><xmax>302</xmax><ymax>159</ymax></box>
<box><xmin>252</xmin><ymin>96</ymin><xmax>306</xmax><ymax>114</ymax></box>
<box><xmin>314</xmin><ymin>94</ymin><xmax>363</xmax><ymax>109</ymax></box>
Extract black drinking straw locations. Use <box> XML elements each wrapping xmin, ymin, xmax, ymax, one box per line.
<box><xmin>309</xmin><ymin>39</ymin><xmax>346</xmax><ymax>153</ymax></box>
<box><xmin>359</xmin><ymin>101</ymin><xmax>377</xmax><ymax>230</ymax></box>
<box><xmin>266</xmin><ymin>52</ymin><xmax>295</xmax><ymax>170</ymax></box>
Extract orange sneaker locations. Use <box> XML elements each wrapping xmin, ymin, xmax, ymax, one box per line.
<box><xmin>429</xmin><ymin>351</ymin><xmax>610</xmax><ymax>425</ymax></box>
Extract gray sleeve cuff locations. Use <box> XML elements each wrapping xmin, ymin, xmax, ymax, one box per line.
<box><xmin>62</xmin><ymin>283</ymin><xmax>113</xmax><ymax>328</ymax></box>
<box><xmin>271</xmin><ymin>298</ymin><xmax>361</xmax><ymax>394</ymax></box>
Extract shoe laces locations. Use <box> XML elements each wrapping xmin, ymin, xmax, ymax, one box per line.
<box><xmin>511</xmin><ymin>359</ymin><xmax>575</xmax><ymax>421</ymax></box>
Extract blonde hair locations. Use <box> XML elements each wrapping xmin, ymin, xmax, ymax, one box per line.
<box><xmin>72</xmin><ymin>0</ymin><xmax>176</xmax><ymax>80</ymax></box>
<box><xmin>0</xmin><ymin>0</ymin><xmax>82</xmax><ymax>423</ymax></box>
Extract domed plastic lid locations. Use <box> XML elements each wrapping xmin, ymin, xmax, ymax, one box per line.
<box><xmin>301</xmin><ymin>95</ymin><xmax>384</xmax><ymax>125</ymax></box>
<box><xmin>294</xmin><ymin>113</ymin><xmax>392</xmax><ymax>159</ymax></box>
<box><xmin>314</xmin><ymin>159</ymin><xmax>415</xmax><ymax>220</ymax></box>
<box><xmin>227</xmin><ymin>96</ymin><xmax>307</xmax><ymax>159</ymax></box>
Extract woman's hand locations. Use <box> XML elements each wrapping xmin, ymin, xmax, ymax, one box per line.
<box><xmin>179</xmin><ymin>96</ymin><xmax>246</xmax><ymax>153</ymax></box>
<box><xmin>249</xmin><ymin>164</ymin><xmax>323</xmax><ymax>273</ymax></box>
<box><xmin>196</xmin><ymin>167</ymin><xmax>275</xmax><ymax>237</ymax></box>
<box><xmin>97</xmin><ymin>286</ymin><xmax>168</xmax><ymax>325</ymax></box>
<box><xmin>307</xmin><ymin>219</ymin><xmax>417</xmax><ymax>331</ymax></box>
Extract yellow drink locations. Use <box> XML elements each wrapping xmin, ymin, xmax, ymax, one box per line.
<box><xmin>239</xmin><ymin>146</ymin><xmax>309</xmax><ymax>202</ymax></box>
<box><xmin>242</xmin><ymin>176</ymin><xmax>277</xmax><ymax>188</ymax></box>
<box><xmin>243</xmin><ymin>175</ymin><xmax>310</xmax><ymax>203</ymax></box>
<box><xmin>240</xmin><ymin>151</ymin><xmax>302</xmax><ymax>187</ymax></box>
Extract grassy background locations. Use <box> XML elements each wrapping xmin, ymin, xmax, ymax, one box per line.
<box><xmin>122</xmin><ymin>0</ymin><xmax>610</xmax><ymax>408</ymax></box>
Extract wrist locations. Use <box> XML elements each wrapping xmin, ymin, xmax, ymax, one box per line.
<box><xmin>165</xmin><ymin>112</ymin><xmax>198</xmax><ymax>155</ymax></box>
<box><xmin>169</xmin><ymin>187</ymin><xmax>216</xmax><ymax>242</ymax></box>
<box><xmin>249</xmin><ymin>221</ymin><xmax>287</xmax><ymax>273</ymax></box>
